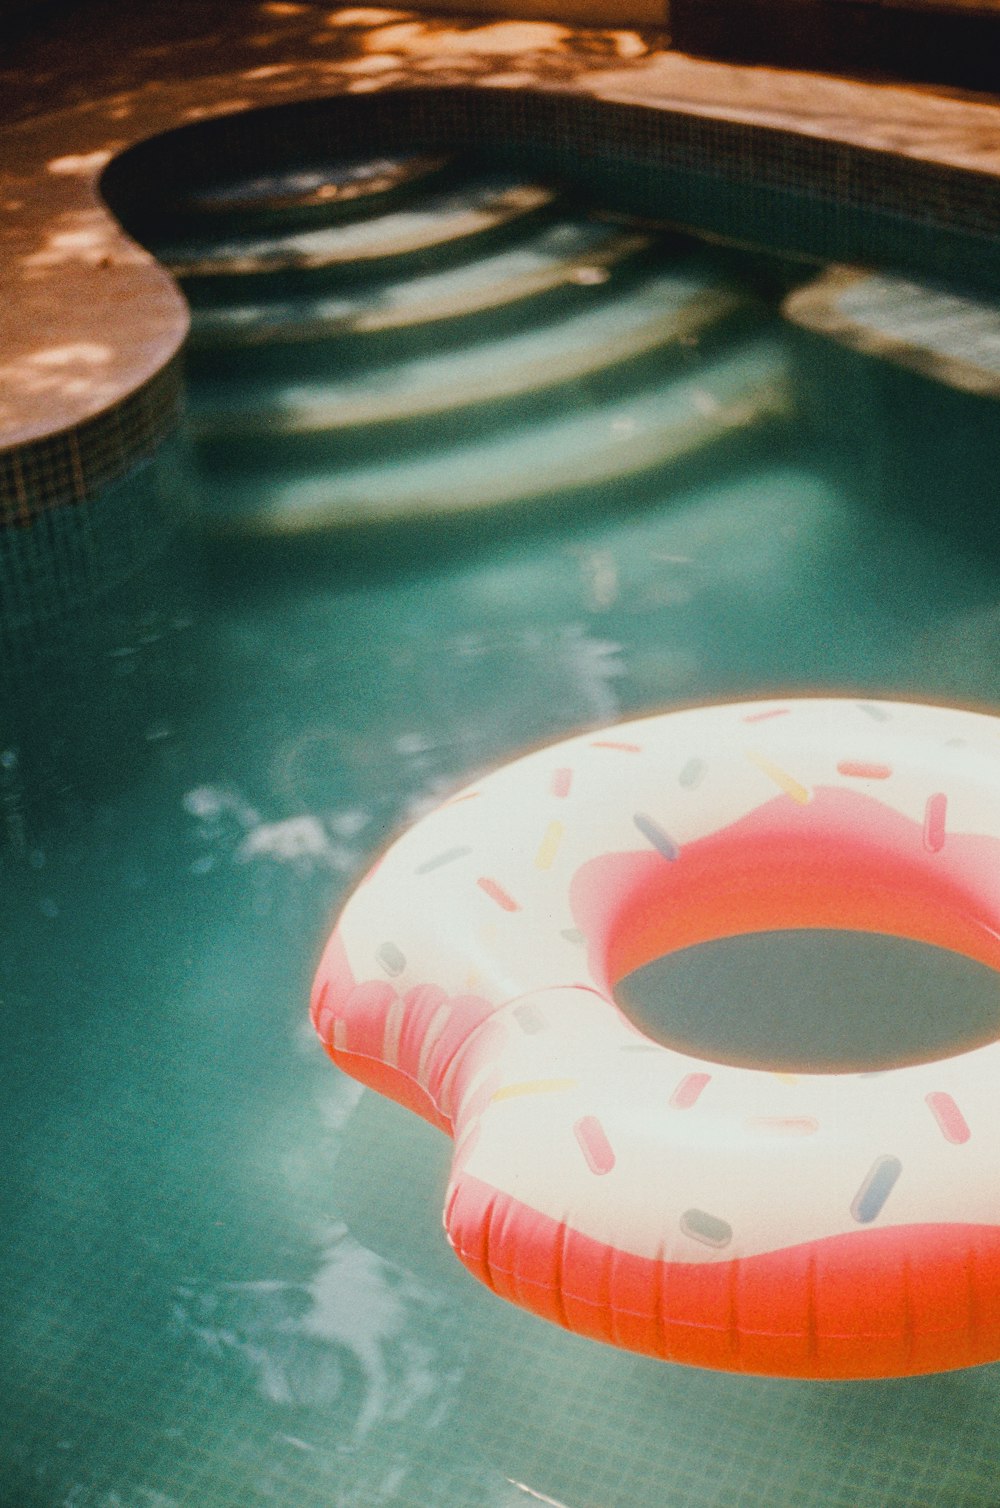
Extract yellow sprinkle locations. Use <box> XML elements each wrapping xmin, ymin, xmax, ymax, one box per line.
<box><xmin>773</xmin><ymin>1072</ymin><xmax>800</xmax><ymax>1085</ymax></box>
<box><xmin>535</xmin><ymin>819</ymin><xmax>564</xmax><ymax>871</ymax></box>
<box><xmin>492</xmin><ymin>1077</ymin><xmax>578</xmax><ymax>1103</ymax></box>
<box><xmin>464</xmin><ymin>969</ymin><xmax>481</xmax><ymax>991</ymax></box>
<box><xmin>747</xmin><ymin>750</ymin><xmax>811</xmax><ymax>805</ymax></box>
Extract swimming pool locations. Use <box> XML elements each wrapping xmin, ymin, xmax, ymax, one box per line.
<box><xmin>6</xmin><ymin>22</ymin><xmax>1000</xmax><ymax>1507</ymax></box>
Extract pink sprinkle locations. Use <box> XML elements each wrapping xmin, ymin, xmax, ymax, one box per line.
<box><xmin>741</xmin><ymin>708</ymin><xmax>790</xmax><ymax>723</ymax></box>
<box><xmin>670</xmin><ymin>1072</ymin><xmax>711</xmax><ymax>1110</ymax></box>
<box><xmin>747</xmin><ymin>1116</ymin><xmax>819</xmax><ymax>1136</ymax></box>
<box><xmin>926</xmin><ymin>1091</ymin><xmax>971</xmax><ymax>1145</ymax></box>
<box><xmin>837</xmin><ymin>760</ymin><xmax>892</xmax><ymax>780</ymax></box>
<box><xmin>574</xmin><ymin>1115</ymin><xmax>616</xmax><ymax>1175</ymax></box>
<box><xmin>924</xmin><ymin>793</ymin><xmax>947</xmax><ymax>853</ymax></box>
<box><xmin>477</xmin><ymin>876</ymin><xmax>520</xmax><ymax>912</ymax></box>
<box><xmin>590</xmin><ymin>740</ymin><xmax>641</xmax><ymax>752</ymax></box>
<box><xmin>551</xmin><ymin>767</ymin><xmax>572</xmax><ymax>798</ymax></box>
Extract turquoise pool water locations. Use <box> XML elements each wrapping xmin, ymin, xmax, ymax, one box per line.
<box><xmin>5</xmin><ymin>157</ymin><xmax>1000</xmax><ymax>1507</ymax></box>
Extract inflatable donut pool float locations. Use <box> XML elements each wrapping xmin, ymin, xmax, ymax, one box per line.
<box><xmin>311</xmin><ymin>697</ymin><xmax>1000</xmax><ymax>1380</ymax></box>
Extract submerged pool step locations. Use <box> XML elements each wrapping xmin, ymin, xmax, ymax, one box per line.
<box><xmin>159</xmin><ymin>176</ymin><xmax>558</xmax><ymax>282</ymax></box>
<box><xmin>188</xmin><ymin>265</ymin><xmax>761</xmax><ymax>440</ymax></box>
<box><xmin>199</xmin><ymin>340</ymin><xmax>793</xmax><ymax>535</ymax></box>
<box><xmin>185</xmin><ymin>220</ymin><xmax>655</xmax><ymax>351</ymax></box>
<box><xmin>155</xmin><ymin>153</ymin><xmax>453</xmax><ymax>236</ymax></box>
<box><xmin>784</xmin><ymin>268</ymin><xmax>1000</xmax><ymax>398</ymax></box>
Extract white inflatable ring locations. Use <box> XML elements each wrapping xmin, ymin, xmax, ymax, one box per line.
<box><xmin>312</xmin><ymin>697</ymin><xmax>1000</xmax><ymax>1379</ymax></box>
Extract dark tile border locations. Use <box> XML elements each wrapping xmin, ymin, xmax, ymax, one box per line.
<box><xmin>103</xmin><ymin>85</ymin><xmax>1000</xmax><ymax>246</ymax></box>
<box><xmin>0</xmin><ymin>356</ymin><xmax>185</xmax><ymax>528</ymax></box>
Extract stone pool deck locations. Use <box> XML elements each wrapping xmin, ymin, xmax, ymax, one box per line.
<box><xmin>3</xmin><ymin>1</ymin><xmax>1000</xmax><ymax>515</ymax></box>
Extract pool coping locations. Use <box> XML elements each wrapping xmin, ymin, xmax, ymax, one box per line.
<box><xmin>4</xmin><ymin>7</ymin><xmax>1000</xmax><ymax>520</ymax></box>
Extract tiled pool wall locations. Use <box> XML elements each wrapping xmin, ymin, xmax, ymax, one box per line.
<box><xmin>0</xmin><ymin>357</ymin><xmax>184</xmax><ymax>529</ymax></box>
<box><xmin>102</xmin><ymin>85</ymin><xmax>1000</xmax><ymax>290</ymax></box>
<box><xmin>5</xmin><ymin>77</ymin><xmax>1000</xmax><ymax>821</ymax></box>
<box><xmin>0</xmin><ymin>356</ymin><xmax>197</xmax><ymax>829</ymax></box>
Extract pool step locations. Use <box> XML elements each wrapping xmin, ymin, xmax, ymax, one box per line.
<box><xmin>784</xmin><ymin>267</ymin><xmax>1000</xmax><ymax>398</ymax></box>
<box><xmin>156</xmin><ymin>153</ymin><xmax>453</xmax><ymax>235</ymax></box>
<box><xmin>185</xmin><ymin>220</ymin><xmax>655</xmax><ymax>351</ymax></box>
<box><xmin>199</xmin><ymin>341</ymin><xmax>793</xmax><ymax>535</ymax></box>
<box><xmin>159</xmin><ymin>177</ymin><xmax>558</xmax><ymax>282</ymax></box>
<box><xmin>188</xmin><ymin>265</ymin><xmax>761</xmax><ymax>440</ymax></box>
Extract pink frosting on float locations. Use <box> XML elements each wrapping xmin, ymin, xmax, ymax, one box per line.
<box><xmin>569</xmin><ymin>787</ymin><xmax>1000</xmax><ymax>995</ymax></box>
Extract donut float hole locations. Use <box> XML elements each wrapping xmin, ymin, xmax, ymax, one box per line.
<box><xmin>617</xmin><ymin>929</ymin><xmax>1000</xmax><ymax>1074</ymax></box>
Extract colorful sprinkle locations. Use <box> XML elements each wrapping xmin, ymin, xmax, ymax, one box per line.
<box><xmin>574</xmin><ymin>1115</ymin><xmax>616</xmax><ymax>1174</ymax></box>
<box><xmin>416</xmin><ymin>845</ymin><xmax>472</xmax><ymax>874</ymax></box>
<box><xmin>493</xmin><ymin>1077</ymin><xmax>578</xmax><ymax>1103</ymax></box>
<box><xmin>535</xmin><ymin>820</ymin><xmax>564</xmax><ymax>871</ymax></box>
<box><xmin>926</xmin><ymin>1091</ymin><xmax>971</xmax><ymax>1145</ymax></box>
<box><xmin>742</xmin><ymin>707</ymin><xmax>790</xmax><ymax>724</ymax></box>
<box><xmin>773</xmin><ymin>1072</ymin><xmax>800</xmax><ymax>1085</ymax></box>
<box><xmin>681</xmin><ymin>1208</ymin><xmax>732</xmax><ymax>1248</ymax></box>
<box><xmin>858</xmin><ymin>703</ymin><xmax>891</xmax><ymax>721</ymax></box>
<box><xmin>561</xmin><ymin>927</ymin><xmax>586</xmax><ymax>946</ymax></box>
<box><xmin>633</xmin><ymin>812</ymin><xmax>680</xmax><ymax>861</ymax></box>
<box><xmin>679</xmin><ymin>757</ymin><xmax>706</xmax><ymax>788</ymax></box>
<box><xmin>376</xmin><ymin>942</ymin><xmax>406</xmax><ymax>976</ymax></box>
<box><xmin>747</xmin><ymin>1116</ymin><xmax>819</xmax><ymax>1136</ymax></box>
<box><xmin>513</xmin><ymin>1002</ymin><xmax>546</xmax><ymax>1034</ymax></box>
<box><xmin>670</xmin><ymin>1072</ymin><xmax>711</xmax><ymax>1109</ymax></box>
<box><xmin>590</xmin><ymin>740</ymin><xmax>641</xmax><ymax>752</ymax></box>
<box><xmin>477</xmin><ymin>877</ymin><xmax>520</xmax><ymax>912</ymax></box>
<box><xmin>837</xmin><ymin>761</ymin><xmax>892</xmax><ymax>780</ymax></box>
<box><xmin>851</xmin><ymin>1155</ymin><xmax>902</xmax><ymax>1223</ymax></box>
<box><xmin>747</xmin><ymin>750</ymin><xmax>811</xmax><ymax>805</ymax></box>
<box><xmin>924</xmin><ymin>793</ymin><xmax>947</xmax><ymax>853</ymax></box>
<box><xmin>443</xmin><ymin>790</ymin><xmax>481</xmax><ymax>805</ymax></box>
<box><xmin>551</xmin><ymin>767</ymin><xmax>573</xmax><ymax>798</ymax></box>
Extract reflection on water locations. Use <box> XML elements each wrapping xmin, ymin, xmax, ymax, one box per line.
<box><xmin>173</xmin><ymin>1221</ymin><xmax>466</xmax><ymax>1443</ymax></box>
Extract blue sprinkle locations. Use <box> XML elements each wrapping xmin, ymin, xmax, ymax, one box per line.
<box><xmin>514</xmin><ymin>1003</ymin><xmax>546</xmax><ymax>1034</ymax></box>
<box><xmin>681</xmin><ymin>1208</ymin><xmax>733</xmax><ymax>1248</ymax></box>
<box><xmin>858</xmin><ymin>703</ymin><xmax>891</xmax><ymax>722</ymax></box>
<box><xmin>851</xmin><ymin>1155</ymin><xmax>902</xmax><ymax>1223</ymax></box>
<box><xmin>634</xmin><ymin>812</ymin><xmax>679</xmax><ymax>861</ymax></box>
<box><xmin>679</xmin><ymin>757</ymin><xmax>706</xmax><ymax>789</ymax></box>
<box><xmin>376</xmin><ymin>942</ymin><xmax>406</xmax><ymax>977</ymax></box>
<box><xmin>416</xmin><ymin>845</ymin><xmax>472</xmax><ymax>874</ymax></box>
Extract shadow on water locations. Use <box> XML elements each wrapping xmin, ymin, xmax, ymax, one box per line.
<box><xmin>196</xmin><ymin>413</ymin><xmax>796</xmax><ymax>599</ymax></box>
